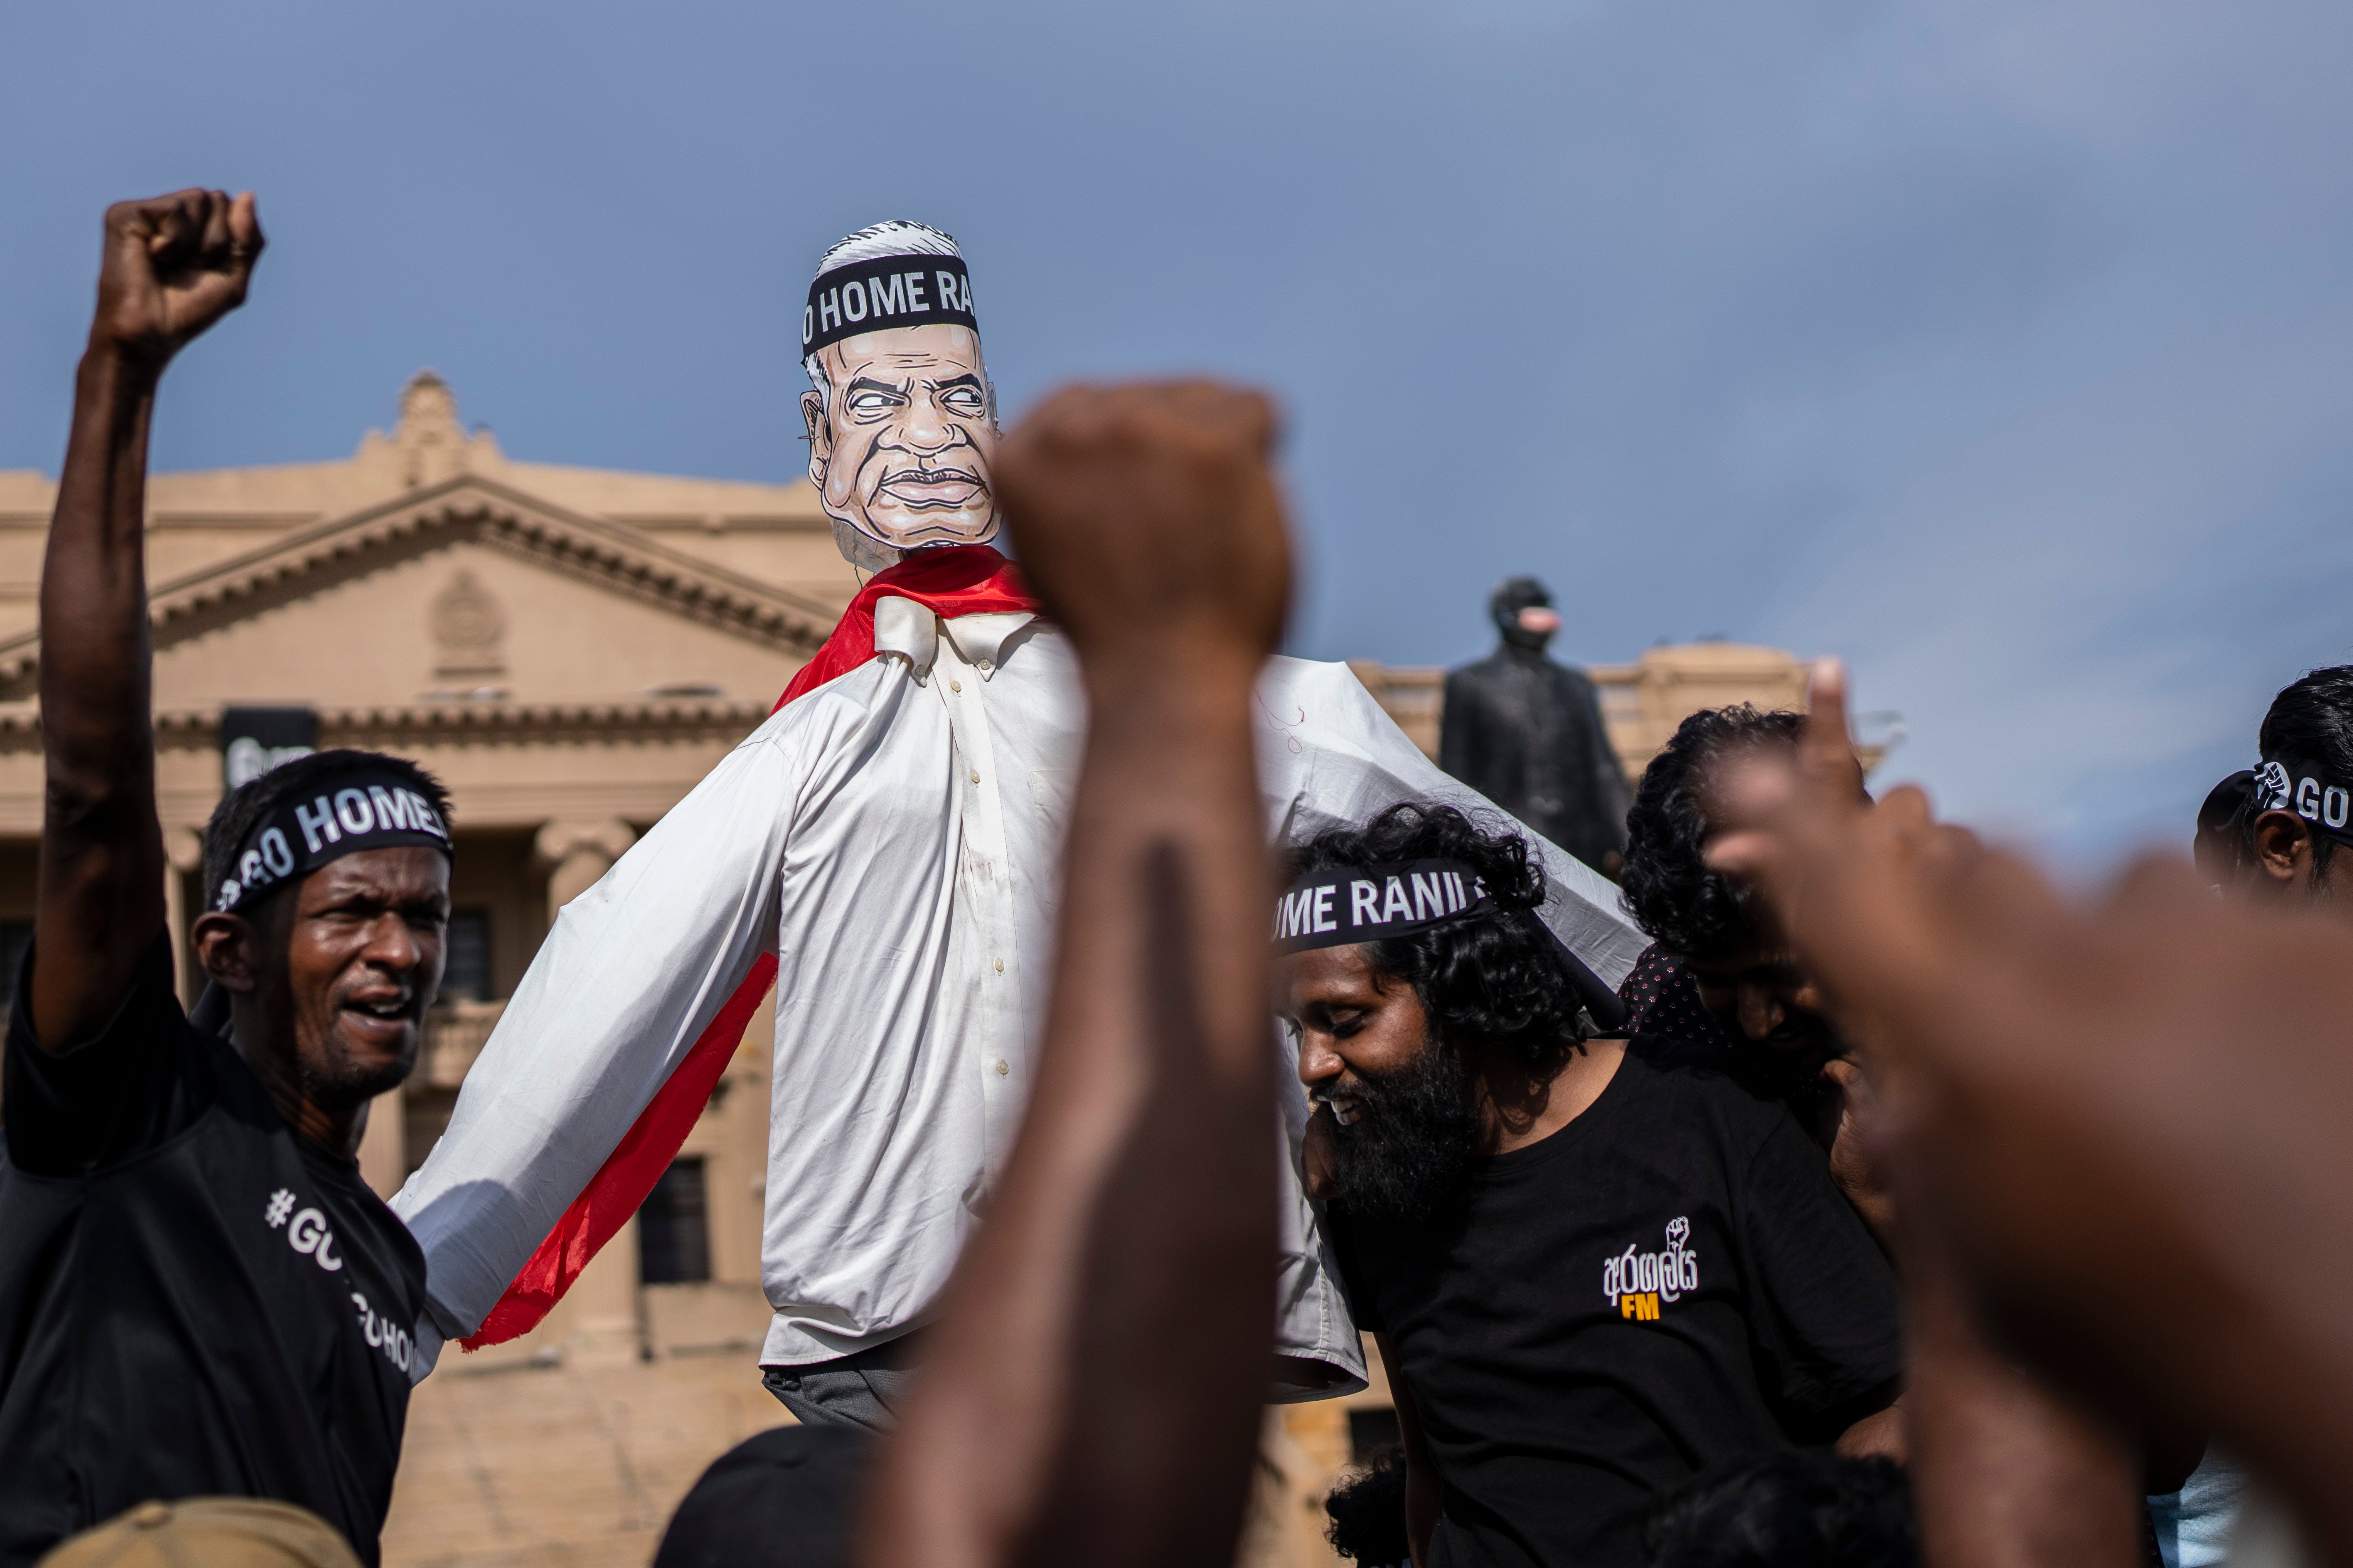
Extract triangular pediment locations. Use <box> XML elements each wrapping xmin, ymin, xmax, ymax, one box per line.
<box><xmin>0</xmin><ymin>476</ymin><xmax>842</xmax><ymax>712</ymax></box>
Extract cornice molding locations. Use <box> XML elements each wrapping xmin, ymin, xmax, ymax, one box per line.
<box><xmin>0</xmin><ymin>697</ymin><xmax>776</xmax><ymax>752</ymax></box>
<box><xmin>0</xmin><ymin>475</ymin><xmax>842</xmax><ymax>698</ymax></box>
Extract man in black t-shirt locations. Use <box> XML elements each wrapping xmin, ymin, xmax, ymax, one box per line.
<box><xmin>1618</xmin><ymin>706</ymin><xmax>1891</xmax><ymax>1238</ymax></box>
<box><xmin>0</xmin><ymin>191</ymin><xmax>453</xmax><ymax>1567</ymax></box>
<box><xmin>1281</xmin><ymin>803</ymin><xmax>1902</xmax><ymax>1568</ymax></box>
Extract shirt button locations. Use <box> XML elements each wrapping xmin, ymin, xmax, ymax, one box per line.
<box><xmin>977</xmin><ymin>658</ymin><xmax>993</xmax><ymax>673</ymax></box>
<box><xmin>950</xmin><ymin>679</ymin><xmax>962</xmax><ymax>692</ymax></box>
<box><xmin>969</xmin><ymin>769</ymin><xmax>980</xmax><ymax>784</ymax></box>
<box><xmin>994</xmin><ymin>957</ymin><xmax>1005</xmax><ymax>973</ymax></box>
<box><xmin>995</xmin><ymin>1059</ymin><xmax>1009</xmax><ymax>1076</ymax></box>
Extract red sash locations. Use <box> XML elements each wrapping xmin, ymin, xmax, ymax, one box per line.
<box><xmin>463</xmin><ymin>544</ymin><xmax>1039</xmax><ymax>1349</ymax></box>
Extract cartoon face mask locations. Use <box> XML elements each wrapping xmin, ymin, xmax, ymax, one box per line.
<box><xmin>800</xmin><ymin>225</ymin><xmax>1001</xmax><ymax>570</ymax></box>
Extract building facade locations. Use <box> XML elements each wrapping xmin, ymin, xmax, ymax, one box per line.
<box><xmin>0</xmin><ymin>376</ymin><xmax>1832</xmax><ymax>1565</ymax></box>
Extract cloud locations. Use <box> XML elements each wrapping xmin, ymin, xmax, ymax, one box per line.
<box><xmin>2</xmin><ymin>0</ymin><xmax>2344</xmax><ymax>870</ymax></box>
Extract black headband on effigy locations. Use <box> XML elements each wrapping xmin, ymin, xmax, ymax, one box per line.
<box><xmin>208</xmin><ymin>769</ymin><xmax>453</xmax><ymax>916</ymax></box>
<box><xmin>802</xmin><ymin>253</ymin><xmax>978</xmax><ymax>358</ymax></box>
<box><xmin>1273</xmin><ymin>859</ymin><xmax>1493</xmax><ymax>955</ymax></box>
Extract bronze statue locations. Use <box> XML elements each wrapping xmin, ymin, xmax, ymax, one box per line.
<box><xmin>1440</xmin><ymin>576</ymin><xmax>1630</xmax><ymax>876</ymax></box>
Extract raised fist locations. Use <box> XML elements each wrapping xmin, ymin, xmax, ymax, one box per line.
<box><xmin>89</xmin><ymin>189</ymin><xmax>264</xmax><ymax>368</ymax></box>
<box><xmin>994</xmin><ymin>381</ymin><xmax>1292</xmax><ymax>688</ymax></box>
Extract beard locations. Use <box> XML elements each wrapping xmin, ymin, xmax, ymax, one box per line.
<box><xmin>1327</xmin><ymin>1043</ymin><xmax>1481</xmax><ymax>1225</ymax></box>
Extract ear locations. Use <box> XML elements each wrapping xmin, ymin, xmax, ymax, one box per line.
<box><xmin>802</xmin><ymin>389</ymin><xmax>830</xmax><ymax>485</ymax></box>
<box><xmin>192</xmin><ymin>910</ymin><xmax>265</xmax><ymax>994</ymax></box>
<box><xmin>2252</xmin><ymin>810</ymin><xmax>2313</xmax><ymax>887</ymax></box>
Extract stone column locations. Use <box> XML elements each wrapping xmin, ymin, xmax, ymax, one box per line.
<box><xmin>531</xmin><ymin>818</ymin><xmax>643</xmax><ymax>1361</ymax></box>
<box><xmin>535</xmin><ymin>818</ymin><xmax>638</xmax><ymax>923</ymax></box>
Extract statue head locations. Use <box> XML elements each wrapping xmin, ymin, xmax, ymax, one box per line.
<box><xmin>800</xmin><ymin>221</ymin><xmax>1000</xmax><ymax>572</ymax></box>
<box><xmin>1489</xmin><ymin>576</ymin><xmax>1562</xmax><ymax>654</ymax></box>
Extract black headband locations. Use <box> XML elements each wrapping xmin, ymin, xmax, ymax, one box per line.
<box><xmin>210</xmin><ymin>769</ymin><xmax>452</xmax><ymax>915</ymax></box>
<box><xmin>1273</xmin><ymin>859</ymin><xmax>1492</xmax><ymax>955</ymax></box>
<box><xmin>2248</xmin><ymin>752</ymin><xmax>2353</xmax><ymax>838</ymax></box>
<box><xmin>802</xmin><ymin>254</ymin><xmax>977</xmax><ymax>359</ymax></box>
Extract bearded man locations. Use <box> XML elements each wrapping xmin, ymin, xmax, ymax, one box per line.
<box><xmin>391</xmin><ymin>222</ymin><xmax>1648</xmax><ymax>1427</ymax></box>
<box><xmin>1282</xmin><ymin>802</ymin><xmax>1901</xmax><ymax>1568</ymax></box>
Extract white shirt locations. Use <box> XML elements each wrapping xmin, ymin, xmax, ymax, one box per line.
<box><xmin>391</xmin><ymin>605</ymin><xmax>1646</xmax><ymax>1383</ymax></box>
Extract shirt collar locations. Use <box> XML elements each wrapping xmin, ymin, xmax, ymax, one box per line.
<box><xmin>872</xmin><ymin>597</ymin><xmax>1036</xmax><ymax>682</ymax></box>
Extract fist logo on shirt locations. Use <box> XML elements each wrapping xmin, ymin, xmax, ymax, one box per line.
<box><xmin>1603</xmin><ymin>1218</ymin><xmax>1699</xmax><ymax>1322</ymax></box>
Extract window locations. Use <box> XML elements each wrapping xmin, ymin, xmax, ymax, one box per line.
<box><xmin>638</xmin><ymin>1156</ymin><xmax>711</xmax><ymax>1284</ymax></box>
<box><xmin>1348</xmin><ymin>1406</ymin><xmax>1402</xmax><ymax>1465</ymax></box>
<box><xmin>441</xmin><ymin>908</ymin><xmax>492</xmax><ymax>1002</ymax></box>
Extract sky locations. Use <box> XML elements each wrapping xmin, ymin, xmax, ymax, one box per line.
<box><xmin>4</xmin><ymin>0</ymin><xmax>2348</xmax><ymax>870</ymax></box>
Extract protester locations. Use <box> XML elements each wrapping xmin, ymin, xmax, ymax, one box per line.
<box><xmin>1624</xmin><ymin>700</ymin><xmax>2205</xmax><ymax>1566</ymax></box>
<box><xmin>1708</xmin><ymin>661</ymin><xmax>2353</xmax><ymax>1563</ymax></box>
<box><xmin>654</xmin><ymin>1427</ymin><xmax>868</xmax><ymax>1568</ymax></box>
<box><xmin>36</xmin><ymin>1499</ymin><xmax>362</xmax><ymax>1568</ymax></box>
<box><xmin>391</xmin><ymin>221</ymin><xmax>1647</xmax><ymax>1419</ymax></box>
<box><xmin>0</xmin><ymin>192</ymin><xmax>452</xmax><ymax>1566</ymax></box>
<box><xmin>1644</xmin><ymin>1451</ymin><xmax>1915</xmax><ymax>1568</ymax></box>
<box><xmin>1620</xmin><ymin>706</ymin><xmax>1886</xmax><ymax>1235</ymax></box>
<box><xmin>1324</xmin><ymin>1448</ymin><xmax>1413</xmax><ymax>1568</ymax></box>
<box><xmin>2196</xmin><ymin>665</ymin><xmax>2353</xmax><ymax>915</ymax></box>
<box><xmin>2138</xmin><ymin>667</ymin><xmax>2353</xmax><ymax>1564</ymax></box>
<box><xmin>1284</xmin><ymin>801</ymin><xmax>1902</xmax><ymax>1568</ymax></box>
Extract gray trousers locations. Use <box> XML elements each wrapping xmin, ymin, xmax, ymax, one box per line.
<box><xmin>761</xmin><ymin>1332</ymin><xmax>926</xmax><ymax>1435</ymax></box>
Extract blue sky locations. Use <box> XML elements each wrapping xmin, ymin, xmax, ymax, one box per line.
<box><xmin>5</xmin><ymin>0</ymin><xmax>2348</xmax><ymax>867</ymax></box>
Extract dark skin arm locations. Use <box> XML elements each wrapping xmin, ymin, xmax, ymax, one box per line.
<box><xmin>32</xmin><ymin>190</ymin><xmax>262</xmax><ymax>1050</ymax></box>
<box><xmin>859</xmin><ymin>383</ymin><xmax>1289</xmax><ymax>1568</ymax></box>
<box><xmin>1712</xmin><ymin>663</ymin><xmax>2353</xmax><ymax>1556</ymax></box>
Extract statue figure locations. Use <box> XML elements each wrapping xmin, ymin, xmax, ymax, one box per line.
<box><xmin>1440</xmin><ymin>576</ymin><xmax>1630</xmax><ymax>876</ymax></box>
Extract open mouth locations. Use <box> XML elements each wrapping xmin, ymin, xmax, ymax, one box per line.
<box><xmin>876</xmin><ymin>467</ymin><xmax>986</xmax><ymax>510</ymax></box>
<box><xmin>1317</xmin><ymin>1091</ymin><xmax>1366</xmax><ymax>1128</ymax></box>
<box><xmin>341</xmin><ymin>993</ymin><xmax>416</xmax><ymax>1038</ymax></box>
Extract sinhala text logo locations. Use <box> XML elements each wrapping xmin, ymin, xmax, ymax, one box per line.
<box><xmin>1603</xmin><ymin>1215</ymin><xmax>1697</xmax><ymax>1322</ymax></box>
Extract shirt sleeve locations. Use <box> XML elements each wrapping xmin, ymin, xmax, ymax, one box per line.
<box><xmin>389</xmin><ymin>707</ymin><xmax>802</xmax><ymax>1339</ymax></box>
<box><xmin>1253</xmin><ymin>656</ymin><xmax>1650</xmax><ymax>990</ymax></box>
<box><xmin>4</xmin><ymin>932</ymin><xmax>211</xmax><ymax>1176</ymax></box>
<box><xmin>1731</xmin><ymin>1107</ymin><xmax>1904</xmax><ymax>1432</ymax></box>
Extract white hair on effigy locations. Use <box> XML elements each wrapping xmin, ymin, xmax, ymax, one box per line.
<box><xmin>814</xmin><ymin>219</ymin><xmax>963</xmax><ymax>277</ymax></box>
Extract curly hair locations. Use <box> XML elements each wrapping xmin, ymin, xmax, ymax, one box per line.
<box><xmin>1323</xmin><ymin>1443</ymin><xmax>1410</xmax><ymax>1565</ymax></box>
<box><xmin>1287</xmin><ymin>803</ymin><xmax>1587</xmax><ymax>1070</ymax></box>
<box><xmin>1619</xmin><ymin>706</ymin><xmax>1806</xmax><ymax>961</ymax></box>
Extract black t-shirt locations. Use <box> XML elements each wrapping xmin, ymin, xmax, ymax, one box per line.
<box><xmin>0</xmin><ymin>937</ymin><xmax>424</xmax><ymax>1567</ymax></box>
<box><xmin>1330</xmin><ymin>1039</ymin><xmax>1902</xmax><ymax>1568</ymax></box>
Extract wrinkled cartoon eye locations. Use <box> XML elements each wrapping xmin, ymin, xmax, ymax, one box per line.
<box><xmin>849</xmin><ymin>391</ymin><xmax>901</xmax><ymax>416</ymax></box>
<box><xmin>939</xmin><ymin>386</ymin><xmax>986</xmax><ymax>417</ymax></box>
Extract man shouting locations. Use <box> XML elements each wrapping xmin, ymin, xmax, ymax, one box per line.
<box><xmin>0</xmin><ymin>192</ymin><xmax>455</xmax><ymax>1566</ymax></box>
<box><xmin>392</xmin><ymin>221</ymin><xmax>1649</xmax><ymax>1425</ymax></box>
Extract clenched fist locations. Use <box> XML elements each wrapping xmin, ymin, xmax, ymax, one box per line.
<box><xmin>89</xmin><ymin>189</ymin><xmax>264</xmax><ymax>370</ymax></box>
<box><xmin>994</xmin><ymin>382</ymin><xmax>1292</xmax><ymax>691</ymax></box>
